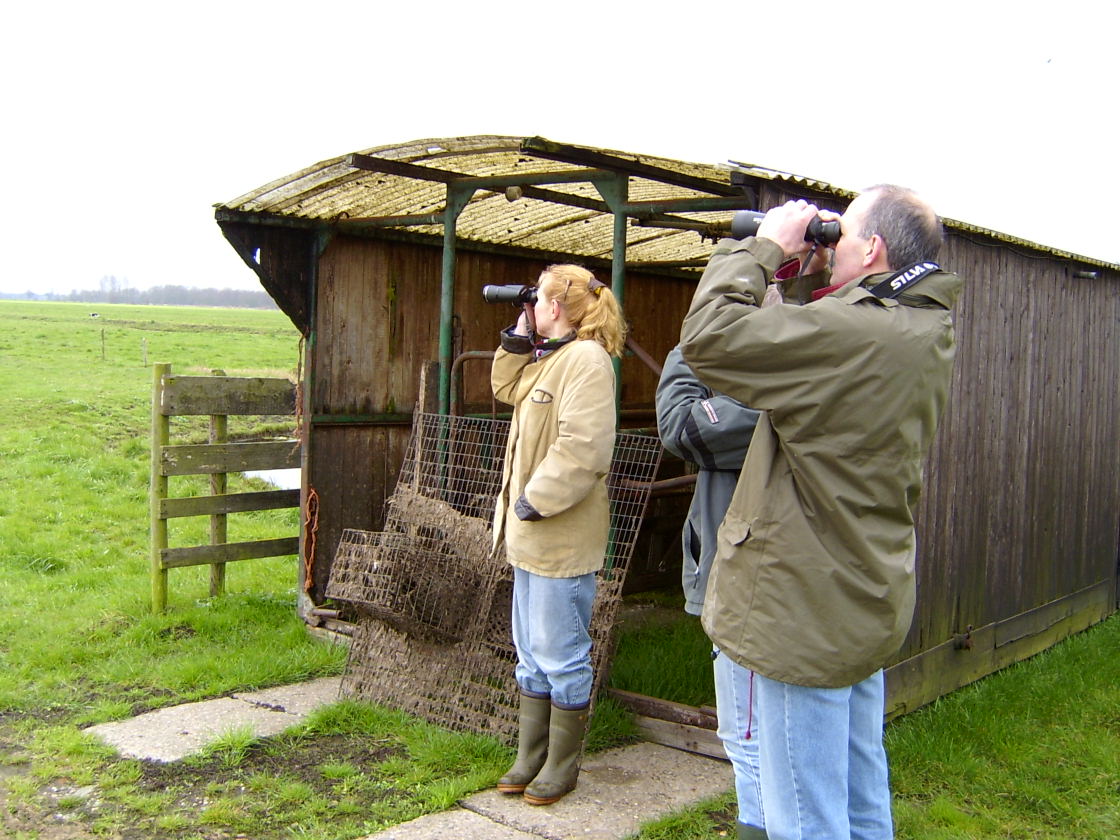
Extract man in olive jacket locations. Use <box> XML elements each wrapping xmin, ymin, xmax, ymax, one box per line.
<box><xmin>679</xmin><ymin>186</ymin><xmax>962</xmax><ymax>840</ymax></box>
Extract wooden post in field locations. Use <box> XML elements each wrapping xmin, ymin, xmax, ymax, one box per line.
<box><xmin>209</xmin><ymin>369</ymin><xmax>228</xmax><ymax>597</ymax></box>
<box><xmin>150</xmin><ymin>363</ymin><xmax>170</xmax><ymax>612</ymax></box>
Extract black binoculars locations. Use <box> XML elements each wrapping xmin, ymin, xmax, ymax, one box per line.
<box><xmin>732</xmin><ymin>210</ymin><xmax>842</xmax><ymax>247</ymax></box>
<box><xmin>482</xmin><ymin>284</ymin><xmax>538</xmax><ymax>305</ymax></box>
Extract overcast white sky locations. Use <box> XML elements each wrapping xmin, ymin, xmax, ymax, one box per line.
<box><xmin>1</xmin><ymin>1</ymin><xmax>1112</xmax><ymax>296</ymax></box>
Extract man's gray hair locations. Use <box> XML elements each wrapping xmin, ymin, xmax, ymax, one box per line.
<box><xmin>858</xmin><ymin>185</ymin><xmax>943</xmax><ymax>270</ymax></box>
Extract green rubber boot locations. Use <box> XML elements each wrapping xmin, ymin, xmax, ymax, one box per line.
<box><xmin>496</xmin><ymin>692</ymin><xmax>551</xmax><ymax>794</ymax></box>
<box><xmin>736</xmin><ymin>821</ymin><xmax>768</xmax><ymax>839</ymax></box>
<box><xmin>523</xmin><ymin>704</ymin><xmax>589</xmax><ymax>806</ymax></box>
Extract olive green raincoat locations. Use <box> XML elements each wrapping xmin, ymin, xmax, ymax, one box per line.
<box><xmin>681</xmin><ymin>236</ymin><xmax>962</xmax><ymax>688</ymax></box>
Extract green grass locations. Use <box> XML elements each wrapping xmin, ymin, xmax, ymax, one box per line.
<box><xmin>886</xmin><ymin>614</ymin><xmax>1120</xmax><ymax>839</ymax></box>
<box><xmin>0</xmin><ymin>301</ymin><xmax>328</xmax><ymax>719</ymax></box>
<box><xmin>609</xmin><ymin>596</ymin><xmax>715</xmax><ymax>708</ymax></box>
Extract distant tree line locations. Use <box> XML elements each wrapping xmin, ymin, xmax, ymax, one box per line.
<box><xmin>5</xmin><ymin>278</ymin><xmax>278</xmax><ymax>309</ymax></box>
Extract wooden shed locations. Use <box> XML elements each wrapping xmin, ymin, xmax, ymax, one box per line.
<box><xmin>215</xmin><ymin>135</ymin><xmax>1120</xmax><ymax>718</ymax></box>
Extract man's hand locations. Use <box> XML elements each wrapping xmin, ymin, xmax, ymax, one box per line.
<box><xmin>756</xmin><ymin>199</ymin><xmax>823</xmax><ymax>258</ymax></box>
<box><xmin>802</xmin><ymin>241</ymin><xmax>834</xmax><ymax>275</ymax></box>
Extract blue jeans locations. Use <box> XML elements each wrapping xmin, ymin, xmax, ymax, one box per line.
<box><xmin>714</xmin><ymin>649</ymin><xmax>764</xmax><ymax>830</ymax></box>
<box><xmin>510</xmin><ymin>567</ymin><xmax>596</xmax><ymax>708</ymax></box>
<box><xmin>755</xmin><ymin>669</ymin><xmax>893</xmax><ymax>840</ymax></box>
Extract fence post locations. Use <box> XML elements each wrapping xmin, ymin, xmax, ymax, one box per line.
<box><xmin>209</xmin><ymin>369</ymin><xmax>228</xmax><ymax>597</ymax></box>
<box><xmin>150</xmin><ymin>363</ymin><xmax>170</xmax><ymax>612</ymax></box>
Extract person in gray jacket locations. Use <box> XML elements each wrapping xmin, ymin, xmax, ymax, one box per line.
<box><xmin>656</xmin><ymin>346</ymin><xmax>760</xmax><ymax>617</ymax></box>
<box><xmin>655</xmin><ymin>345</ymin><xmax>765</xmax><ymax>838</ymax></box>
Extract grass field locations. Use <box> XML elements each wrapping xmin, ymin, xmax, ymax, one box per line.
<box><xmin>1</xmin><ymin>299</ymin><xmax>1117</xmax><ymax>839</ymax></box>
<box><xmin>0</xmin><ymin>300</ymin><xmax>519</xmax><ymax>838</ymax></box>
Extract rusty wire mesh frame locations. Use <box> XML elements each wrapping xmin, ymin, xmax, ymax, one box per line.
<box><xmin>327</xmin><ymin>411</ymin><xmax>662</xmax><ymax>743</ymax></box>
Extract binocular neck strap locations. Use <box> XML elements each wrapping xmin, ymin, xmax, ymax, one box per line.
<box><xmin>869</xmin><ymin>261</ymin><xmax>941</xmax><ymax>299</ymax></box>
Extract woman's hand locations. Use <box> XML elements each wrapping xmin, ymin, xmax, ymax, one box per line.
<box><xmin>514</xmin><ymin>304</ymin><xmax>535</xmax><ymax>337</ymax></box>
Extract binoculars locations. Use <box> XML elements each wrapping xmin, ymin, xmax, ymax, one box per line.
<box><xmin>732</xmin><ymin>210</ymin><xmax>842</xmax><ymax>247</ymax></box>
<box><xmin>482</xmin><ymin>284</ymin><xmax>538</xmax><ymax>305</ymax></box>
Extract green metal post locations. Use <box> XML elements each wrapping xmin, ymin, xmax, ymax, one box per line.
<box><xmin>587</xmin><ymin>175</ymin><xmax>632</xmax><ymax>574</ymax></box>
<box><xmin>438</xmin><ymin>185</ymin><xmax>475</xmax><ymax>415</ymax></box>
<box><xmin>611</xmin><ymin>207</ymin><xmax>627</xmax><ymax>314</ymax></box>
<box><xmin>611</xmin><ymin>207</ymin><xmax>628</xmax><ymax>410</ymax></box>
<box><xmin>591</xmin><ymin>174</ymin><xmax>629</xmax><ymax>410</ymax></box>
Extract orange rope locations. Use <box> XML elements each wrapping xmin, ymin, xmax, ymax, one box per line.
<box><xmin>303</xmin><ymin>486</ymin><xmax>319</xmax><ymax>592</ymax></box>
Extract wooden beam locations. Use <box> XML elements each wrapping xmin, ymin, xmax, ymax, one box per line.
<box><xmin>160</xmin><ymin>376</ymin><xmax>295</xmax><ymax>416</ymax></box>
<box><xmin>884</xmin><ymin>579</ymin><xmax>1114</xmax><ymax>719</ymax></box>
<box><xmin>520</xmin><ymin>136</ymin><xmax>741</xmax><ymax>197</ymax></box>
<box><xmin>160</xmin><ymin>489</ymin><xmax>300</xmax><ymax>519</ymax></box>
<box><xmin>608</xmin><ymin>688</ymin><xmax>718</xmax><ymax>729</ymax></box>
<box><xmin>150</xmin><ymin>363</ymin><xmax>170</xmax><ymax>613</ymax></box>
<box><xmin>160</xmin><ymin>441</ymin><xmax>300</xmax><ymax>476</ymax></box>
<box><xmin>631</xmin><ymin>716</ymin><xmax>727</xmax><ymax>761</ymax></box>
<box><xmin>160</xmin><ymin>538</ymin><xmax>300</xmax><ymax>569</ymax></box>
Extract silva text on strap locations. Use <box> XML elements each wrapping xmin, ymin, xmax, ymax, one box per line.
<box><xmin>869</xmin><ymin>261</ymin><xmax>941</xmax><ymax>299</ymax></box>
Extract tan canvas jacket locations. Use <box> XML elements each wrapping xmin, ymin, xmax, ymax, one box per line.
<box><xmin>681</xmin><ymin>236</ymin><xmax>962</xmax><ymax>687</ymax></box>
<box><xmin>491</xmin><ymin>336</ymin><xmax>617</xmax><ymax>578</ymax></box>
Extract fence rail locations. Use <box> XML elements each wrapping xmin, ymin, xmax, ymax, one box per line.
<box><xmin>149</xmin><ymin>363</ymin><xmax>301</xmax><ymax>612</ymax></box>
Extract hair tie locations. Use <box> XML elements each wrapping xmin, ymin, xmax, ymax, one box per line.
<box><xmin>587</xmin><ymin>277</ymin><xmax>606</xmax><ymax>296</ymax></box>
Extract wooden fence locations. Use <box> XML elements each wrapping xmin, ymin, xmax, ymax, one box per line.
<box><xmin>149</xmin><ymin>364</ymin><xmax>301</xmax><ymax>612</ymax></box>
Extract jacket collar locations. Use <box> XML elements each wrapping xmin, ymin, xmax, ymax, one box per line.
<box><xmin>532</xmin><ymin>331</ymin><xmax>578</xmax><ymax>361</ymax></box>
<box><xmin>821</xmin><ymin>269</ymin><xmax>963</xmax><ymax>310</ymax></box>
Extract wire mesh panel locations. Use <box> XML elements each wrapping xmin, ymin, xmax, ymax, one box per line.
<box><xmin>328</xmin><ymin>412</ymin><xmax>662</xmax><ymax>744</ymax></box>
<box><xmin>590</xmin><ymin>430</ymin><xmax>667</xmax><ymax>680</ymax></box>
<box><xmin>329</xmin><ymin>524</ymin><xmax>492</xmax><ymax>643</ymax></box>
<box><xmin>327</xmin><ymin>414</ymin><xmax>509</xmax><ymax>642</ymax></box>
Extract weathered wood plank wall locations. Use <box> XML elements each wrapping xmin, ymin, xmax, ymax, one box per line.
<box><xmin>906</xmin><ymin>231</ymin><xmax>1120</xmax><ymax>656</ymax></box>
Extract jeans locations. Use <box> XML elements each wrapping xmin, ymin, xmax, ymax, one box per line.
<box><xmin>755</xmin><ymin>669</ymin><xmax>893</xmax><ymax>840</ymax></box>
<box><xmin>713</xmin><ymin>649</ymin><xmax>765</xmax><ymax>830</ymax></box>
<box><xmin>510</xmin><ymin>567</ymin><xmax>597</xmax><ymax>708</ymax></box>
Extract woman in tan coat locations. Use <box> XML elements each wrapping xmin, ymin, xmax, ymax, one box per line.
<box><xmin>491</xmin><ymin>264</ymin><xmax>625</xmax><ymax>806</ymax></box>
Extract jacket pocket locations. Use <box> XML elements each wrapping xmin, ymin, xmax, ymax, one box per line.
<box><xmin>519</xmin><ymin>396</ymin><xmax>553</xmax><ymax>441</ymax></box>
<box><xmin>720</xmin><ymin>513</ymin><xmax>752</xmax><ymax>547</ymax></box>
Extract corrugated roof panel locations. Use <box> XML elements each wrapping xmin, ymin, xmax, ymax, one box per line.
<box><xmin>511</xmin><ymin>214</ymin><xmax>617</xmax><ymax>259</ymax></box>
<box><xmin>217</xmin><ymin>136</ymin><xmax>1118</xmax><ymax>272</ymax></box>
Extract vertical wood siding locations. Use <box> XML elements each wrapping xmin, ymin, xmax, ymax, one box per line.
<box><xmin>903</xmin><ymin>234</ymin><xmax>1120</xmax><ymax>663</ymax></box>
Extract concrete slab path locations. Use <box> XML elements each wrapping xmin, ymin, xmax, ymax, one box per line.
<box><xmin>362</xmin><ymin>741</ymin><xmax>730</xmax><ymax>840</ymax></box>
<box><xmin>84</xmin><ymin>678</ymin><xmax>733</xmax><ymax>839</ymax></box>
<box><xmin>84</xmin><ymin>677</ymin><xmax>342</xmax><ymax>763</ymax></box>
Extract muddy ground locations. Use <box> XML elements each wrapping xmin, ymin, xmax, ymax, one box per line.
<box><xmin>0</xmin><ymin>720</ymin><xmax>399</xmax><ymax>840</ymax></box>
